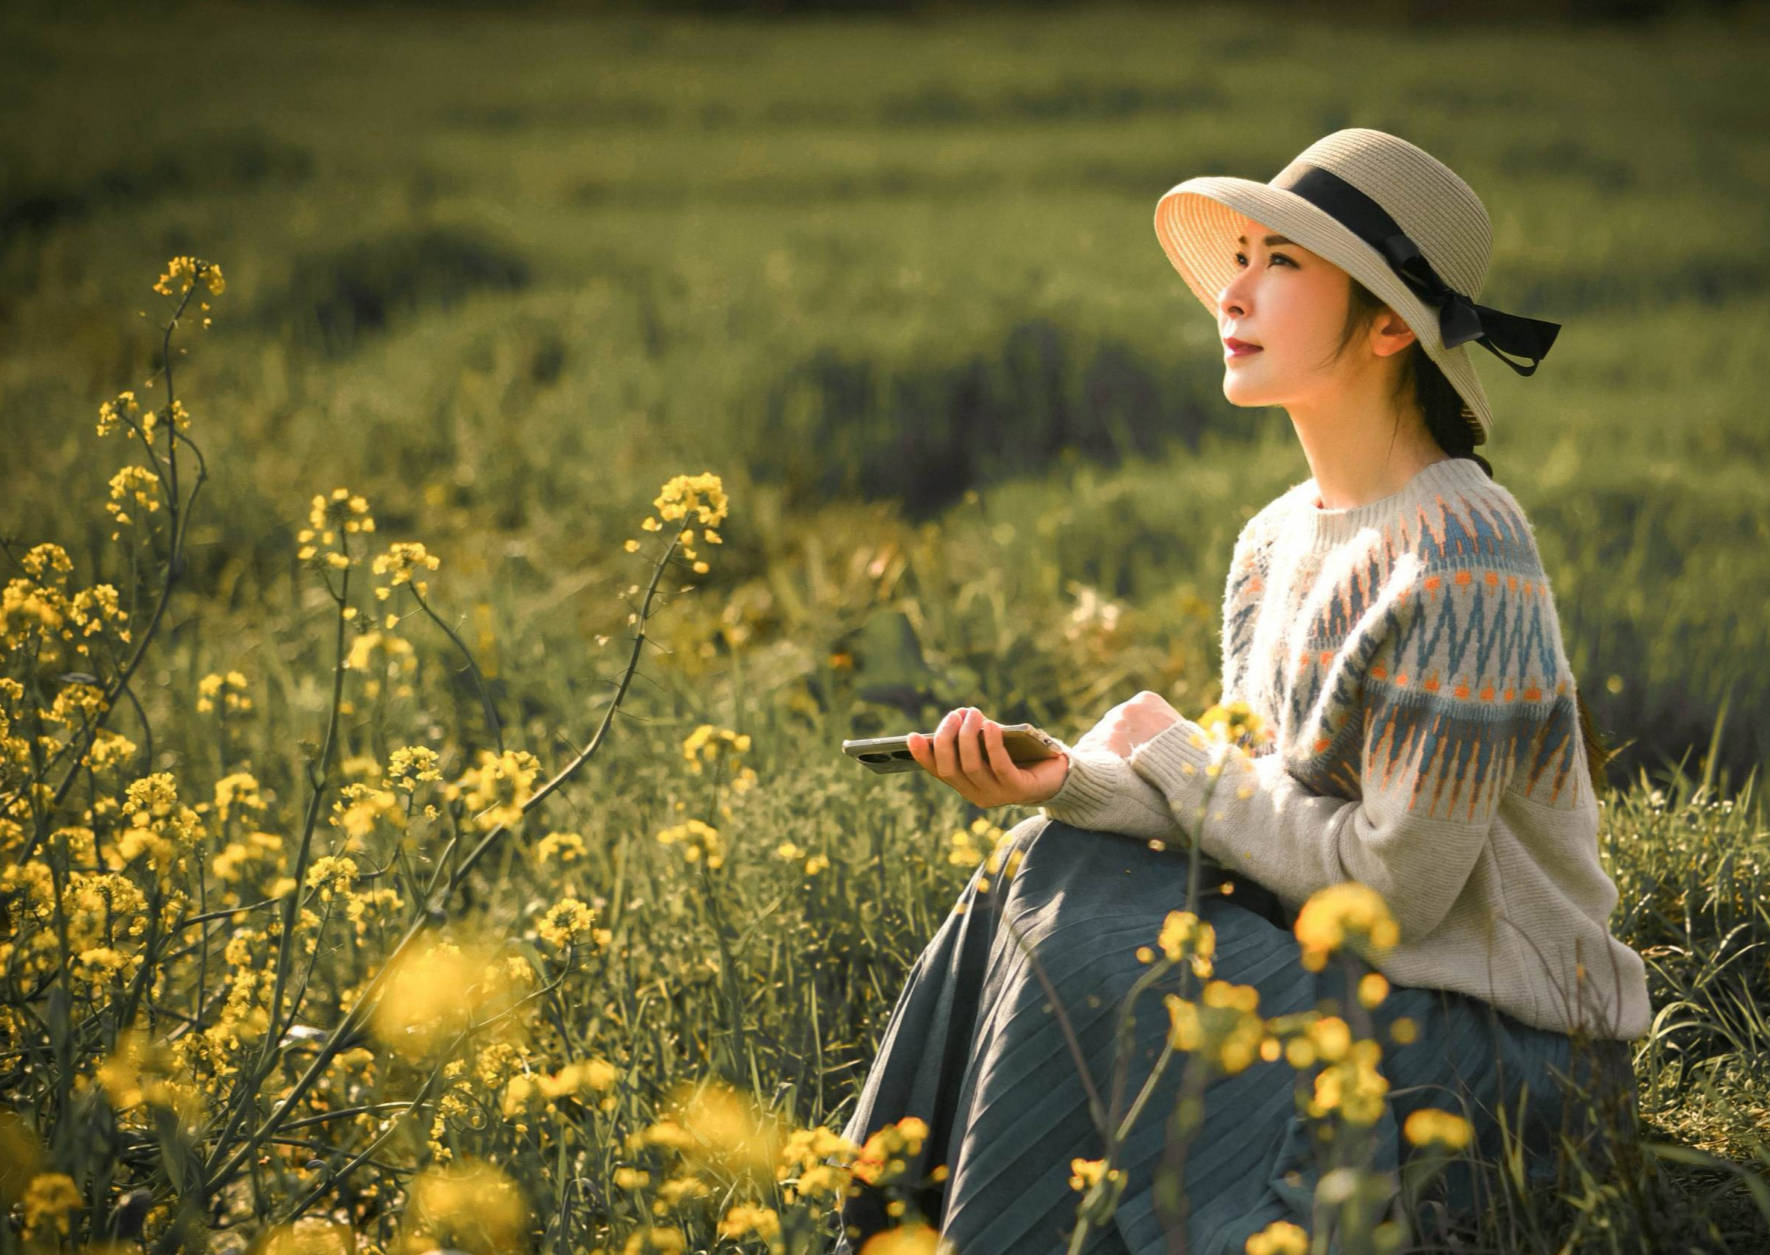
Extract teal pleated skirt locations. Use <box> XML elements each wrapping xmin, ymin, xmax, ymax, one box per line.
<box><xmin>834</xmin><ymin>815</ymin><xmax>1635</xmax><ymax>1255</ymax></box>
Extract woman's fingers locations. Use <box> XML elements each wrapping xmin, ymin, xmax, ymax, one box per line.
<box><xmin>956</xmin><ymin>708</ymin><xmax>989</xmax><ymax>780</ymax></box>
<box><xmin>931</xmin><ymin>707</ymin><xmax>962</xmax><ymax>778</ymax></box>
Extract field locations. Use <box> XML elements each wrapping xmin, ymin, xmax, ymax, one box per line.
<box><xmin>2</xmin><ymin>2</ymin><xmax>1768</xmax><ymax>1252</ymax></box>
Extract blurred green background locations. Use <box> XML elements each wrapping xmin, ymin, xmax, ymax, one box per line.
<box><xmin>4</xmin><ymin>0</ymin><xmax>1768</xmax><ymax>785</ymax></box>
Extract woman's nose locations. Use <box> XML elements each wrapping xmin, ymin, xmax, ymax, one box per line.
<box><xmin>1218</xmin><ymin>272</ymin><xmax>1250</xmax><ymax>320</ymax></box>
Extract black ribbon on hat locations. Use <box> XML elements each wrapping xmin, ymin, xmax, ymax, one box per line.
<box><xmin>1270</xmin><ymin>163</ymin><xmax>1560</xmax><ymax>376</ymax></box>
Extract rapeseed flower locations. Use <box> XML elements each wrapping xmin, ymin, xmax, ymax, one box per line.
<box><xmin>1292</xmin><ymin>882</ymin><xmax>1401</xmax><ymax>971</ymax></box>
<box><xmin>21</xmin><ymin>1173</ymin><xmax>81</xmax><ymax>1241</ymax></box>
<box><xmin>455</xmin><ymin>747</ymin><xmax>542</xmax><ymax>831</ymax></box>
<box><xmin>1403</xmin><ymin>1107</ymin><xmax>1474</xmax><ymax>1151</ymax></box>
<box><xmin>859</xmin><ymin>1224</ymin><xmax>939</xmax><ymax>1255</ymax></box>
<box><xmin>656</xmin><ymin>819</ymin><xmax>724</xmax><ymax>869</ymax></box>
<box><xmin>1244</xmin><ymin>1219</ymin><xmax>1308</xmax><ymax>1255</ymax></box>
<box><xmin>850</xmin><ymin>1115</ymin><xmax>928</xmax><ymax>1187</ymax></box>
<box><xmin>397</xmin><ymin>1160</ymin><xmax>527</xmax><ymax>1255</ymax></box>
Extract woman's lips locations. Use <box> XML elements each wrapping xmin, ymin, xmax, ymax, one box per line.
<box><xmin>1224</xmin><ymin>340</ymin><xmax>1263</xmax><ymax>359</ymax></box>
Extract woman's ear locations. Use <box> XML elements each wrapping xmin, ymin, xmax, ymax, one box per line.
<box><xmin>1369</xmin><ymin>307</ymin><xmax>1418</xmax><ymax>359</ymax></box>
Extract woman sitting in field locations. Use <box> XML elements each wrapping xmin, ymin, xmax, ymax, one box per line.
<box><xmin>834</xmin><ymin>128</ymin><xmax>1651</xmax><ymax>1255</ymax></box>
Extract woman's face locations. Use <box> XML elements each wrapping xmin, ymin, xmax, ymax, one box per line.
<box><xmin>1214</xmin><ymin>216</ymin><xmax>1364</xmax><ymax>409</ymax></box>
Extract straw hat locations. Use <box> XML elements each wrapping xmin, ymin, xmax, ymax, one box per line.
<box><xmin>1153</xmin><ymin>127</ymin><xmax>1561</xmax><ymax>444</ymax></box>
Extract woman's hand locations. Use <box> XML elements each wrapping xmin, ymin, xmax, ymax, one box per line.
<box><xmin>906</xmin><ymin>707</ymin><xmax>1071</xmax><ymax>809</ymax></box>
<box><xmin>1074</xmin><ymin>690</ymin><xmax>1187</xmax><ymax>758</ymax></box>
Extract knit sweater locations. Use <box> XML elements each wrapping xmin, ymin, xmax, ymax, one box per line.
<box><xmin>1037</xmin><ymin>456</ymin><xmax>1652</xmax><ymax>1040</ymax></box>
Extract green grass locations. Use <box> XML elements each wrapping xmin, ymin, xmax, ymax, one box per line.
<box><xmin>2</xmin><ymin>2</ymin><xmax>1768</xmax><ymax>1251</ymax></box>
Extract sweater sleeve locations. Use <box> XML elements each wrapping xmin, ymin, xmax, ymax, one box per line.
<box><xmin>1036</xmin><ymin>743</ymin><xmax>1195</xmax><ymax>844</ymax></box>
<box><xmin>1125</xmin><ymin>555</ymin><xmax>1555</xmax><ymax>943</ymax></box>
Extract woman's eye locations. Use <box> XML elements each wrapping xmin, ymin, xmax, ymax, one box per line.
<box><xmin>1233</xmin><ymin>252</ymin><xmax>1293</xmax><ymax>267</ymax></box>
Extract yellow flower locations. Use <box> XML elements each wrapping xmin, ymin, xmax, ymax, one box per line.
<box><xmin>536</xmin><ymin>898</ymin><xmax>599</xmax><ymax>949</ymax></box>
<box><xmin>1068</xmin><ymin>1157</ymin><xmax>1119</xmax><ymax>1192</ymax></box>
<box><xmin>1292</xmin><ymin>882</ymin><xmax>1401</xmax><ymax>971</ymax></box>
<box><xmin>1197</xmin><ymin>700</ymin><xmax>1275</xmax><ymax>751</ymax></box>
<box><xmin>1403</xmin><ymin>1107</ymin><xmax>1474</xmax><ymax>1151</ymax></box>
<box><xmin>656</xmin><ymin>819</ymin><xmax>724</xmax><ymax>869</ymax></box>
<box><xmin>718</xmin><ymin>1203</ymin><xmax>781</xmax><ymax>1240</ymax></box>
<box><xmin>387</xmin><ymin>744</ymin><xmax>442</xmax><ymax>791</ymax></box>
<box><xmin>537</xmin><ymin>831</ymin><xmax>587</xmax><ymax>863</ymax></box>
<box><xmin>21</xmin><ymin>1173</ymin><xmax>81</xmax><ymax>1241</ymax></box>
<box><xmin>850</xmin><ymin>1116</ymin><xmax>928</xmax><ymax>1187</ymax></box>
<box><xmin>455</xmin><ymin>747</ymin><xmax>542</xmax><ymax>831</ymax></box>
<box><xmin>652</xmin><ymin>471</ymin><xmax>729</xmax><ymax>527</ymax></box>
<box><xmin>1307</xmin><ymin>1038</ymin><xmax>1389</xmax><ymax>1125</ymax></box>
<box><xmin>1157</xmin><ymin>910</ymin><xmax>1216</xmax><ymax>977</ymax></box>
<box><xmin>372</xmin><ymin>540</ymin><xmax>441</xmax><ymax>600</ymax></box>
<box><xmin>152</xmin><ymin>255</ymin><xmax>224</xmax><ymax>298</ymax></box>
<box><xmin>622</xmin><ymin>1229</ymin><xmax>686</xmax><ymax>1255</ymax></box>
<box><xmin>370</xmin><ymin>935</ymin><xmax>507</xmax><ymax>1060</ymax></box>
<box><xmin>859</xmin><ymin>1224</ymin><xmax>939</xmax><ymax>1255</ymax></box>
<box><xmin>399</xmin><ymin>1161</ymin><xmax>527</xmax><ymax>1255</ymax></box>
<box><xmin>1244</xmin><ymin>1219</ymin><xmax>1308</xmax><ymax>1255</ymax></box>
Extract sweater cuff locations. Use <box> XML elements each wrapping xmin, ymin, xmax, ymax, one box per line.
<box><xmin>1125</xmin><ymin>719</ymin><xmax>1216</xmax><ymax>815</ymax></box>
<box><xmin>1038</xmin><ymin>745</ymin><xmax>1124</xmax><ymax>821</ymax></box>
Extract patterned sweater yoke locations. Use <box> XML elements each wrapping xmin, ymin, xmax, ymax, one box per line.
<box><xmin>1038</xmin><ymin>457</ymin><xmax>1653</xmax><ymax>1040</ymax></box>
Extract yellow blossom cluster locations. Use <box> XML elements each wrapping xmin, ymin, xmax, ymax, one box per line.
<box><xmin>776</xmin><ymin>1125</ymin><xmax>861</xmax><ymax>1205</ymax></box>
<box><xmin>303</xmin><ymin>855</ymin><xmax>358</xmax><ymax>902</ymax></box>
<box><xmin>537</xmin><ymin>830</ymin><xmax>587</xmax><ymax>863</ymax></box>
<box><xmin>718</xmin><ymin>1201</ymin><xmax>782</xmax><ymax>1241</ymax></box>
<box><xmin>452</xmin><ymin>747</ymin><xmax>541</xmax><ymax>831</ymax></box>
<box><xmin>1197</xmin><ymin>699</ymin><xmax>1276</xmax><ymax>751</ymax></box>
<box><xmin>95</xmin><ymin>389</ymin><xmax>142</xmax><ymax>438</ymax></box>
<box><xmin>1</xmin><ymin>857</ymin><xmax>153</xmax><ymax>991</ymax></box>
<box><xmin>771</xmin><ymin>841</ymin><xmax>830</xmax><ymax>876</ymax></box>
<box><xmin>297</xmin><ymin>488</ymin><xmax>376</xmax><ymax>571</ymax></box>
<box><xmin>1164</xmin><ymin>980</ymin><xmax>1265</xmax><ymax>1075</ymax></box>
<box><xmin>21</xmin><ymin>1172</ymin><xmax>82</xmax><ymax>1241</ymax></box>
<box><xmin>849</xmin><ymin>1115</ymin><xmax>928</xmax><ymax>1187</ymax></box>
<box><xmin>1067</xmin><ymin>1157</ymin><xmax>1124</xmax><ymax>1193</ymax></box>
<box><xmin>387</xmin><ymin>744</ymin><xmax>442</xmax><ymax>792</ymax></box>
<box><xmin>1403</xmin><ymin>1107</ymin><xmax>1475</xmax><ymax>1151</ymax></box>
<box><xmin>656</xmin><ymin>818</ymin><xmax>724</xmax><ymax>869</ymax></box>
<box><xmin>343</xmin><ymin>631</ymin><xmax>417</xmax><ymax>701</ymax></box>
<box><xmin>946</xmin><ymin>815</ymin><xmax>1006</xmax><ymax>869</ymax></box>
<box><xmin>152</xmin><ymin>255</ymin><xmax>225</xmax><ymax>298</ymax></box>
<box><xmin>370</xmin><ymin>935</ymin><xmax>529</xmax><ymax>1061</ymax></box>
<box><xmin>1244</xmin><ymin>1219</ymin><xmax>1309</xmax><ymax>1255</ymax></box>
<box><xmin>395</xmin><ymin>1160</ymin><xmax>527</xmax><ymax>1255</ymax></box>
<box><xmin>536</xmin><ymin>897</ymin><xmax>609</xmax><ymax>950</ymax></box>
<box><xmin>104</xmin><ymin>465</ymin><xmax>161</xmax><ymax>539</ymax></box>
<box><xmin>1306</xmin><ymin>1031</ymin><xmax>1389</xmax><ymax>1125</ymax></box>
<box><xmin>330</xmin><ymin>781</ymin><xmax>402</xmax><ymax>846</ymax></box>
<box><xmin>373</xmin><ymin>541</ymin><xmax>441</xmax><ymax>601</ymax></box>
<box><xmin>629</xmin><ymin>1080</ymin><xmax>785</xmax><ymax>1186</ymax></box>
<box><xmin>631</xmin><ymin>471</ymin><xmax>728</xmax><ymax>573</ymax></box>
<box><xmin>195</xmin><ymin>669</ymin><xmax>251</xmax><ymax>715</ymax></box>
<box><xmin>1152</xmin><ymin>909</ymin><xmax>1217</xmax><ymax>978</ymax></box>
<box><xmin>1293</xmin><ymin>882</ymin><xmax>1401</xmax><ymax>972</ymax></box>
<box><xmin>113</xmin><ymin>772</ymin><xmax>201</xmax><ymax>871</ymax></box>
<box><xmin>501</xmin><ymin>1057</ymin><xmax>620</xmax><ymax>1117</ymax></box>
<box><xmin>2</xmin><ymin>544</ymin><xmax>130</xmax><ymax>673</ymax></box>
<box><xmin>680</xmin><ymin>722</ymin><xmax>758</xmax><ymax>792</ymax></box>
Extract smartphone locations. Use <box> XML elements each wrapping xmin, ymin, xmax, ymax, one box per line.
<box><xmin>841</xmin><ymin>722</ymin><xmax>1068</xmax><ymax>775</ymax></box>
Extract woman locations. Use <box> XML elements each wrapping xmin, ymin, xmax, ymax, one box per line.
<box><xmin>834</xmin><ymin>128</ymin><xmax>1651</xmax><ymax>1254</ymax></box>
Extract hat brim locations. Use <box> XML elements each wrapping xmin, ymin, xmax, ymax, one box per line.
<box><xmin>1154</xmin><ymin>175</ymin><xmax>1492</xmax><ymax>442</ymax></box>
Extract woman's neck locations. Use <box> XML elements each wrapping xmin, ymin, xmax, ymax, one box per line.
<box><xmin>1290</xmin><ymin>408</ymin><xmax>1450</xmax><ymax>511</ymax></box>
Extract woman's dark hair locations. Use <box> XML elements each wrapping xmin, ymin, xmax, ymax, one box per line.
<box><xmin>1337</xmin><ymin>276</ymin><xmax>1614</xmax><ymax>798</ymax></box>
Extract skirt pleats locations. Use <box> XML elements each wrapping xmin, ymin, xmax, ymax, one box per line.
<box><xmin>836</xmin><ymin>815</ymin><xmax>1632</xmax><ymax>1255</ymax></box>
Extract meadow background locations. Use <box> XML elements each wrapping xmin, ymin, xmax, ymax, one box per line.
<box><xmin>3</xmin><ymin>0</ymin><xmax>1768</xmax><ymax>1251</ymax></box>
